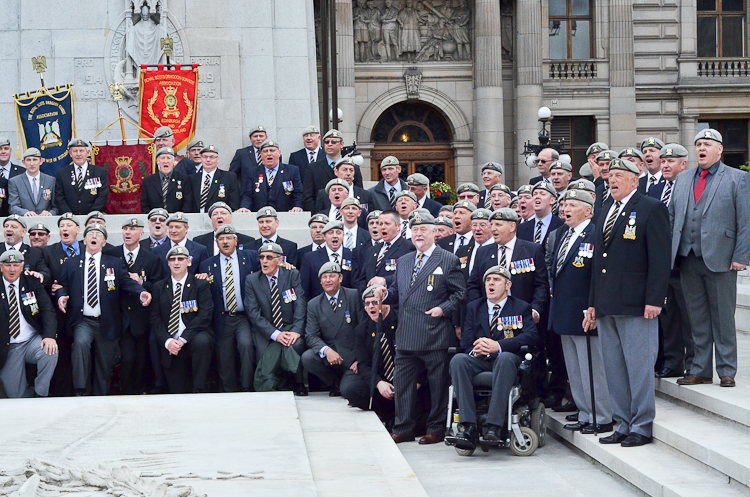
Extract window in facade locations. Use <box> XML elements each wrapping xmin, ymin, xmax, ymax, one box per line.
<box><xmin>549</xmin><ymin>0</ymin><xmax>593</xmax><ymax>59</ymax></box>
<box><xmin>550</xmin><ymin>115</ymin><xmax>596</xmax><ymax>177</ymax></box>
<box><xmin>699</xmin><ymin>119</ymin><xmax>748</xmax><ymax>167</ymax></box>
<box><xmin>697</xmin><ymin>0</ymin><xmax>745</xmax><ymax>57</ymax></box>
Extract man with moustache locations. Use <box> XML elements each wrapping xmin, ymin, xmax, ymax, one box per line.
<box><xmin>287</xmin><ymin>126</ymin><xmax>324</xmax><ymax>185</ymax></box>
<box><xmin>369</xmin><ymin>156</ymin><xmax>408</xmax><ymax>212</ymax></box>
<box><xmin>437</xmin><ymin>200</ymin><xmax>475</xmax><ymax>254</ymax></box>
<box><xmin>141</xmin><ymin>147</ymin><xmax>194</xmax><ymax>214</ymax></box>
<box><xmin>353</xmin><ymin>210</ymin><xmax>414</xmax><ymax>294</ymax></box>
<box><xmin>151</xmin><ymin>126</ymin><xmax>197</xmax><ymax>176</ymax></box>
<box><xmin>638</xmin><ymin>137</ymin><xmax>665</xmax><ymax>195</ymax></box>
<box><xmin>188</xmin><ymin>145</ymin><xmax>240</xmax><ymax>213</ymax></box>
<box><xmin>300</xmin><ymin>220</ymin><xmax>354</xmax><ymax>299</ymax></box>
<box><xmin>141</xmin><ymin>208</ymin><xmax>170</xmax><ymax>251</ymax></box>
<box><xmin>193</xmin><ymin>202</ymin><xmax>255</xmax><ymax>257</ymax></box>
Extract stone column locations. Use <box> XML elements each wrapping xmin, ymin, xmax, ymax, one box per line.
<box><xmin>473</xmin><ymin>0</ymin><xmax>505</xmax><ymax>183</ymax></box>
<box><xmin>680</xmin><ymin>112</ymin><xmax>699</xmax><ymax>169</ymax></box>
<box><xmin>608</xmin><ymin>0</ymin><xmax>636</xmax><ymax>150</ymax></box>
<box><xmin>335</xmin><ymin>0</ymin><xmax>357</xmax><ymax>142</ymax></box>
<box><xmin>515</xmin><ymin>0</ymin><xmax>544</xmax><ymax>186</ymax></box>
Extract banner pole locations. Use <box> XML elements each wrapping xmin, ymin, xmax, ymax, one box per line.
<box><xmin>117</xmin><ymin>103</ymin><xmax>126</xmax><ymax>142</ymax></box>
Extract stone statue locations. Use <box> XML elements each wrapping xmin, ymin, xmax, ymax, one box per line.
<box><xmin>366</xmin><ymin>1</ymin><xmax>382</xmax><ymax>61</ymax></box>
<box><xmin>398</xmin><ymin>0</ymin><xmax>422</xmax><ymax>62</ymax></box>
<box><xmin>448</xmin><ymin>0</ymin><xmax>471</xmax><ymax>60</ymax></box>
<box><xmin>123</xmin><ymin>1</ymin><xmax>164</xmax><ymax>79</ymax></box>
<box><xmin>353</xmin><ymin>0</ymin><xmax>371</xmax><ymax>62</ymax></box>
<box><xmin>501</xmin><ymin>0</ymin><xmax>513</xmax><ymax>59</ymax></box>
<box><xmin>380</xmin><ymin>0</ymin><xmax>400</xmax><ymax>62</ymax></box>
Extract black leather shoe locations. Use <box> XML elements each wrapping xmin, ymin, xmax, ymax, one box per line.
<box><xmin>599</xmin><ymin>432</ymin><xmax>628</xmax><ymax>444</ymax></box>
<box><xmin>552</xmin><ymin>400</ymin><xmax>577</xmax><ymax>412</ymax></box>
<box><xmin>294</xmin><ymin>384</ymin><xmax>309</xmax><ymax>396</ymax></box>
<box><xmin>75</xmin><ymin>388</ymin><xmax>86</xmax><ymax>397</ymax></box>
<box><xmin>484</xmin><ymin>424</ymin><xmax>502</xmax><ymax>441</ymax></box>
<box><xmin>564</xmin><ymin>421</ymin><xmax>589</xmax><ymax>431</ymax></box>
<box><xmin>543</xmin><ymin>395</ymin><xmax>562</xmax><ymax>409</ymax></box>
<box><xmin>655</xmin><ymin>367</ymin><xmax>683</xmax><ymax>378</ymax></box>
<box><xmin>455</xmin><ymin>423</ymin><xmax>479</xmax><ymax>450</ymax></box>
<box><xmin>565</xmin><ymin>412</ymin><xmax>579</xmax><ymax>422</ymax></box>
<box><xmin>581</xmin><ymin>422</ymin><xmax>614</xmax><ymax>434</ymax></box>
<box><xmin>621</xmin><ymin>433</ymin><xmax>652</xmax><ymax>447</ymax></box>
<box><xmin>329</xmin><ymin>384</ymin><xmax>341</xmax><ymax>397</ymax></box>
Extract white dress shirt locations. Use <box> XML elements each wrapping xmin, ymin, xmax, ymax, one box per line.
<box><xmin>645</xmin><ymin>171</ymin><xmax>662</xmax><ymax>193</ymax></box>
<box><xmin>4</xmin><ymin>278</ymin><xmax>36</xmax><ymax>343</ymax></box>
<box><xmin>325</xmin><ymin>245</ymin><xmax>344</xmax><ymax>263</ymax></box>
<box><xmin>261</xmin><ymin>234</ymin><xmax>279</xmax><ymax>245</ymax></box>
<box><xmin>604</xmin><ymin>189</ymin><xmax>637</xmax><ymax>223</ymax></box>
<box><xmin>198</xmin><ymin>169</ymin><xmax>216</xmax><ymax>213</ymax></box>
<box><xmin>559</xmin><ymin>219</ymin><xmax>591</xmax><ymax>262</ymax></box>
<box><xmin>83</xmin><ymin>252</ymin><xmax>102</xmax><ymax>317</ymax></box>
<box><xmin>469</xmin><ymin>238</ymin><xmax>494</xmax><ymax>273</ymax></box>
<box><xmin>453</xmin><ymin>233</ymin><xmax>472</xmax><ymax>254</ymax></box>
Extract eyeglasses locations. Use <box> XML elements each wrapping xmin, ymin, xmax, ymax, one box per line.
<box><xmin>259</xmin><ymin>255</ymin><xmax>278</xmax><ymax>261</ymax></box>
<box><xmin>364</xmin><ymin>301</ymin><xmax>379</xmax><ymax>307</ymax></box>
<box><xmin>534</xmin><ymin>159</ymin><xmax>553</xmax><ymax>165</ymax></box>
<box><xmin>323</xmin><ymin>139</ymin><xmax>342</xmax><ymax>145</ymax></box>
<box><xmin>150</xmin><ymin>217</ymin><xmax>167</xmax><ymax>223</ymax></box>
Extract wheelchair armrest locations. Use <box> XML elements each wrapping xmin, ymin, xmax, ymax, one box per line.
<box><xmin>447</xmin><ymin>347</ymin><xmax>459</xmax><ymax>356</ymax></box>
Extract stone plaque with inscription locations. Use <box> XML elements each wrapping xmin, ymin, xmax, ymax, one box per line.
<box><xmin>74</xmin><ymin>58</ymin><xmax>108</xmax><ymax>101</ymax></box>
<box><xmin>191</xmin><ymin>56</ymin><xmax>221</xmax><ymax>100</ymax></box>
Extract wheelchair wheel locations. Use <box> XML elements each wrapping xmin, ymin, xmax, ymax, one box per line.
<box><xmin>531</xmin><ymin>403</ymin><xmax>547</xmax><ymax>448</ymax></box>
<box><xmin>455</xmin><ymin>447</ymin><xmax>475</xmax><ymax>457</ymax></box>
<box><xmin>509</xmin><ymin>427</ymin><xmax>538</xmax><ymax>456</ymax></box>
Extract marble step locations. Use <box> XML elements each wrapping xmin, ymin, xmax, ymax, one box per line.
<box><xmin>547</xmin><ymin>411</ymin><xmax>749</xmax><ymax>497</ymax></box>
<box><xmin>735</xmin><ymin>284</ymin><xmax>750</xmax><ymax>333</ymax></box>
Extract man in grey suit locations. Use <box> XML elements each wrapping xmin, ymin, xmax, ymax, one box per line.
<box><xmin>670</xmin><ymin>129</ymin><xmax>750</xmax><ymax>388</ymax></box>
<box><xmin>301</xmin><ymin>261</ymin><xmax>364</xmax><ymax>396</ymax></box>
<box><xmin>9</xmin><ymin>148</ymin><xmax>57</xmax><ymax>216</ymax></box>
<box><xmin>374</xmin><ymin>212</ymin><xmax>466</xmax><ymax>445</ymax></box>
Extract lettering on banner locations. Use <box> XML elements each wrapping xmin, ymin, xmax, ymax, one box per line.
<box><xmin>191</xmin><ymin>56</ymin><xmax>221</xmax><ymax>100</ymax></box>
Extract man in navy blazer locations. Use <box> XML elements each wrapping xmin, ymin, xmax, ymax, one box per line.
<box><xmin>55</xmin><ymin>139</ymin><xmax>109</xmax><ymax>215</ymax></box>
<box><xmin>56</xmin><ymin>223</ymin><xmax>151</xmax><ymax>396</ymax></box>
<box><xmin>198</xmin><ymin>225</ymin><xmax>260</xmax><ymax>392</ymax></box>
<box><xmin>188</xmin><ymin>145</ymin><xmax>240</xmax><ymax>213</ymax></box>
<box><xmin>192</xmin><ymin>202</ymin><xmax>255</xmax><ymax>257</ymax></box>
<box><xmin>246</xmin><ymin>207</ymin><xmax>299</xmax><ymax>267</ymax></box>
<box><xmin>407</xmin><ymin>173</ymin><xmax>442</xmax><ymax>216</ymax></box>
<box><xmin>352</xmin><ymin>210</ymin><xmax>413</xmax><ymax>294</ymax></box>
<box><xmin>229</xmin><ymin>125</ymin><xmax>267</xmax><ymax>185</ymax></box>
<box><xmin>300</xmin><ymin>220</ymin><xmax>354</xmax><ymax>300</ymax></box>
<box><xmin>238</xmin><ymin>140</ymin><xmax>303</xmax><ymax>212</ymax></box>
<box><xmin>152</xmin><ymin>212</ymin><xmax>209</xmax><ymax>276</ymax></box>
<box><xmin>141</xmin><ymin>147</ymin><xmax>194</xmax><ymax>214</ymax></box>
<box><xmin>516</xmin><ymin>182</ymin><xmax>563</xmax><ymax>253</ymax></box>
<box><xmin>287</xmin><ymin>126</ymin><xmax>325</xmax><ymax>187</ymax></box>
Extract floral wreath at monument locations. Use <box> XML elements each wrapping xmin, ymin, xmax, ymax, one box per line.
<box><xmin>430</xmin><ymin>182</ymin><xmax>456</xmax><ymax>205</ymax></box>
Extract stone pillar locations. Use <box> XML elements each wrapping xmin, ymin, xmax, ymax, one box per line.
<box><xmin>515</xmin><ymin>0</ymin><xmax>544</xmax><ymax>186</ymax></box>
<box><xmin>596</xmin><ymin>116</ymin><xmax>611</xmax><ymax>146</ymax></box>
<box><xmin>335</xmin><ymin>0</ymin><xmax>357</xmax><ymax>142</ymax></box>
<box><xmin>473</xmin><ymin>0</ymin><xmax>505</xmax><ymax>183</ymax></box>
<box><xmin>680</xmin><ymin>113</ymin><xmax>699</xmax><ymax>169</ymax></box>
<box><xmin>608</xmin><ymin>0</ymin><xmax>636</xmax><ymax>150</ymax></box>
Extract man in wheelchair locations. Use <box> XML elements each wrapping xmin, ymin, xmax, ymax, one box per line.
<box><xmin>449</xmin><ymin>265</ymin><xmax>538</xmax><ymax>450</ymax></box>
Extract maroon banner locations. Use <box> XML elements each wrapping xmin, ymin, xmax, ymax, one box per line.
<box><xmin>91</xmin><ymin>142</ymin><xmax>154</xmax><ymax>214</ymax></box>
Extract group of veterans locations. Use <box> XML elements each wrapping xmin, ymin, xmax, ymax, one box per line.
<box><xmin>0</xmin><ymin>124</ymin><xmax>747</xmax><ymax>451</ymax></box>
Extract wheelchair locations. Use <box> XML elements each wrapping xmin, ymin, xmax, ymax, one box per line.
<box><xmin>444</xmin><ymin>346</ymin><xmax>547</xmax><ymax>457</ymax></box>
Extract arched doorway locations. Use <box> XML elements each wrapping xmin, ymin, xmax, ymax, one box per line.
<box><xmin>370</xmin><ymin>102</ymin><xmax>455</xmax><ymax>185</ymax></box>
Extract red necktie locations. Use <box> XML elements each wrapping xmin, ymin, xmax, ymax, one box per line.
<box><xmin>693</xmin><ymin>169</ymin><xmax>710</xmax><ymax>203</ymax></box>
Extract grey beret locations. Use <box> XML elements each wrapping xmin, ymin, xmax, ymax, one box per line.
<box><xmin>481</xmin><ymin>162</ymin><xmax>504</xmax><ymax>175</ymax></box>
<box><xmin>249</xmin><ymin>125</ymin><xmax>267</xmax><ymax>136</ymax></box>
<box><xmin>563</xmin><ymin>189</ymin><xmax>595</xmax><ymax>207</ymax></box>
<box><xmin>322</xmin><ymin>220</ymin><xmax>344</xmax><ymax>234</ymax></box>
<box><xmin>208</xmin><ymin>202</ymin><xmax>232</xmax><ymax>216</ymax></box>
<box><xmin>302</xmin><ymin>125</ymin><xmax>320</xmax><ymax>135</ymax></box>
<box><xmin>256</xmin><ymin>207</ymin><xmax>278</xmax><ymax>220</ymax></box>
<box><xmin>408</xmin><ymin>208</ymin><xmax>431</xmax><ymax>221</ymax></box>
<box><xmin>258</xmin><ymin>242</ymin><xmax>284</xmax><ymax>255</ymax></box>
<box><xmin>0</xmin><ymin>250</ymin><xmax>24</xmax><ymax>264</ymax></box>
<box><xmin>394</xmin><ymin>190</ymin><xmax>417</xmax><ymax>203</ymax></box>
<box><xmin>309</xmin><ymin>213</ymin><xmax>330</xmax><ymax>226</ymax></box>
<box><xmin>188</xmin><ymin>139</ymin><xmax>204</xmax><ymax>150</ymax></box>
<box><xmin>409</xmin><ymin>211</ymin><xmax>435</xmax><ymax>228</ymax></box>
<box><xmin>366</xmin><ymin>210</ymin><xmax>382</xmax><ymax>223</ymax></box>
<box><xmin>695</xmin><ymin>128</ymin><xmax>723</xmax><ymax>144</ymax></box>
<box><xmin>318</xmin><ymin>261</ymin><xmax>342</xmax><ymax>278</ymax></box>
<box><xmin>3</xmin><ymin>214</ymin><xmax>26</xmax><ymax>229</ymax></box>
<box><xmin>322</xmin><ymin>129</ymin><xmax>343</xmax><ymax>140</ymax></box>
<box><xmin>67</xmin><ymin>138</ymin><xmax>88</xmax><ymax>149</ymax></box>
<box><xmin>22</xmin><ymin>147</ymin><xmax>41</xmax><ymax>159</ymax></box>
<box><xmin>516</xmin><ymin>184</ymin><xmax>533</xmax><ymax>196</ymax></box>
<box><xmin>549</xmin><ymin>160</ymin><xmax>573</xmax><ymax>172</ymax></box>
<box><xmin>215</xmin><ymin>224</ymin><xmax>238</xmax><ymax>238</ymax></box>
<box><xmin>438</xmin><ymin>204</ymin><xmax>454</xmax><ymax>213</ymax></box>
<box><xmin>596</xmin><ymin>150</ymin><xmax>616</xmax><ymax>161</ymax></box>
<box><xmin>532</xmin><ymin>181</ymin><xmax>558</xmax><ymax>198</ymax></box>
<box><xmin>586</xmin><ymin>142</ymin><xmax>609</xmax><ymax>156</ymax></box>
<box><xmin>640</xmin><ymin>137</ymin><xmax>665</xmax><ymax>150</ymax></box>
<box><xmin>608</xmin><ymin>158</ymin><xmax>640</xmax><ymax>175</ymax></box>
<box><xmin>148</xmin><ymin>208</ymin><xmax>169</xmax><ymax>220</ymax></box>
<box><xmin>453</xmin><ymin>200</ymin><xmax>477</xmax><ymax>212</ymax></box>
<box><xmin>406</xmin><ymin>173</ymin><xmax>429</xmax><ymax>186</ymax></box>
<box><xmin>325</xmin><ymin>178</ymin><xmax>350</xmax><ymax>194</ymax></box>
<box><xmin>155</xmin><ymin>147</ymin><xmax>176</xmax><ymax>159</ymax></box>
<box><xmin>470</xmin><ymin>208</ymin><xmax>493</xmax><ymax>221</ymax></box>
<box><xmin>579</xmin><ymin>163</ymin><xmax>593</xmax><ymax>178</ymax></box>
<box><xmin>28</xmin><ymin>223</ymin><xmax>50</xmax><ymax>234</ymax></box>
<box><xmin>490</xmin><ymin>208</ymin><xmax>519</xmax><ymax>223</ymax></box>
<box><xmin>153</xmin><ymin>126</ymin><xmax>174</xmax><ymax>139</ymax></box>
<box><xmin>166</xmin><ymin>245</ymin><xmax>190</xmax><ymax>258</ymax></box>
<box><xmin>509</xmin><ymin>196</ymin><xmax>518</xmax><ymax>207</ymax></box>
<box><xmin>260</xmin><ymin>140</ymin><xmax>280</xmax><ymax>150</ymax></box>
<box><xmin>58</xmin><ymin>212</ymin><xmax>79</xmax><ymax>226</ymax></box>
<box><xmin>0</xmin><ymin>136</ymin><xmax>10</xmax><ymax>147</ymax></box>
<box><xmin>435</xmin><ymin>216</ymin><xmax>454</xmax><ymax>228</ymax></box>
<box><xmin>121</xmin><ymin>217</ymin><xmax>144</xmax><ymax>228</ymax></box>
<box><xmin>380</xmin><ymin>156</ymin><xmax>400</xmax><ymax>168</ymax></box>
<box><xmin>200</xmin><ymin>144</ymin><xmax>219</xmax><ymax>154</ymax></box>
<box><xmin>483</xmin><ymin>265</ymin><xmax>512</xmax><ymax>282</ymax></box>
<box><xmin>619</xmin><ymin>148</ymin><xmax>644</xmax><ymax>161</ymax></box>
<box><xmin>660</xmin><ymin>143</ymin><xmax>689</xmax><ymax>159</ymax></box>
<box><xmin>84</xmin><ymin>223</ymin><xmax>107</xmax><ymax>239</ymax></box>
<box><xmin>456</xmin><ymin>182</ymin><xmax>480</xmax><ymax>195</ymax></box>
<box><xmin>490</xmin><ymin>183</ymin><xmax>511</xmax><ymax>195</ymax></box>
<box><xmin>334</xmin><ymin>157</ymin><xmax>356</xmax><ymax>169</ymax></box>
<box><xmin>86</xmin><ymin>211</ymin><xmax>105</xmax><ymax>224</ymax></box>
<box><xmin>568</xmin><ymin>178</ymin><xmax>596</xmax><ymax>194</ymax></box>
<box><xmin>362</xmin><ymin>284</ymin><xmax>387</xmax><ymax>302</ymax></box>
<box><xmin>166</xmin><ymin>212</ymin><xmax>189</xmax><ymax>225</ymax></box>
<box><xmin>341</xmin><ymin>197</ymin><xmax>362</xmax><ymax>209</ymax></box>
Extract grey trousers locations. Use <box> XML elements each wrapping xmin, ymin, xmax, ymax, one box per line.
<box><xmin>394</xmin><ymin>349</ymin><xmax>449</xmax><ymax>437</ymax></box>
<box><xmin>301</xmin><ymin>348</ymin><xmax>344</xmax><ymax>386</ymax></box>
<box><xmin>217</xmin><ymin>314</ymin><xmax>255</xmax><ymax>391</ymax></box>
<box><xmin>72</xmin><ymin>317</ymin><xmax>117</xmax><ymax>396</ymax></box>
<box><xmin>680</xmin><ymin>254</ymin><xmax>738</xmax><ymax>378</ymax></box>
<box><xmin>560</xmin><ymin>334</ymin><xmax>612</xmax><ymax>425</ymax></box>
<box><xmin>597</xmin><ymin>314</ymin><xmax>657</xmax><ymax>437</ymax></box>
<box><xmin>0</xmin><ymin>335</ymin><xmax>58</xmax><ymax>398</ymax></box>
<box><xmin>449</xmin><ymin>352</ymin><xmax>521</xmax><ymax>427</ymax></box>
<box><xmin>658</xmin><ymin>273</ymin><xmax>694</xmax><ymax>374</ymax></box>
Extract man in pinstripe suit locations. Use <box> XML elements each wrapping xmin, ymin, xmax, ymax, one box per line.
<box><xmin>374</xmin><ymin>212</ymin><xmax>466</xmax><ymax>444</ymax></box>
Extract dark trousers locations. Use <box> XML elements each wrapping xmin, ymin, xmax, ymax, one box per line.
<box><xmin>393</xmin><ymin>349</ymin><xmax>449</xmax><ymax>438</ymax></box>
<box><xmin>217</xmin><ymin>314</ymin><xmax>255</xmax><ymax>392</ymax></box>
<box><xmin>72</xmin><ymin>317</ymin><xmax>118</xmax><ymax>396</ymax></box>
<box><xmin>163</xmin><ymin>331</ymin><xmax>214</xmax><ymax>394</ymax></box>
<box><xmin>538</xmin><ymin>319</ymin><xmax>567</xmax><ymax>402</ymax></box>
<box><xmin>300</xmin><ymin>348</ymin><xmax>345</xmax><ymax>387</ymax></box>
<box><xmin>119</xmin><ymin>331</ymin><xmax>150</xmax><ymax>395</ymax></box>
<box><xmin>149</xmin><ymin>331</ymin><xmax>168</xmax><ymax>389</ymax></box>
<box><xmin>340</xmin><ymin>369</ymin><xmax>396</xmax><ymax>423</ymax></box>
<box><xmin>657</xmin><ymin>273</ymin><xmax>694</xmax><ymax>374</ymax></box>
<box><xmin>49</xmin><ymin>332</ymin><xmax>74</xmax><ymax>397</ymax></box>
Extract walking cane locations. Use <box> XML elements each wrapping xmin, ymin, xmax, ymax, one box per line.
<box><xmin>368</xmin><ymin>295</ymin><xmax>384</xmax><ymax>410</ymax></box>
<box><xmin>583</xmin><ymin>311</ymin><xmax>597</xmax><ymax>436</ymax></box>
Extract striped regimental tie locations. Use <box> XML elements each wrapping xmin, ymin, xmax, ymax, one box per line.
<box><xmin>200</xmin><ymin>174</ymin><xmax>211</xmax><ymax>211</ymax></box>
<box><xmin>411</xmin><ymin>253</ymin><xmax>424</xmax><ymax>286</ymax></box>
<box><xmin>270</xmin><ymin>276</ymin><xmax>283</xmax><ymax>329</ymax></box>
<box><xmin>603</xmin><ymin>201</ymin><xmax>621</xmax><ymax>246</ymax></box>
<box><xmin>661</xmin><ymin>181</ymin><xmax>673</xmax><ymax>205</ymax></box>
<box><xmin>380</xmin><ymin>331</ymin><xmax>395</xmax><ymax>383</ymax></box>
<box><xmin>556</xmin><ymin>228</ymin><xmax>573</xmax><ymax>273</ymax></box>
<box><xmin>534</xmin><ymin>220</ymin><xmax>543</xmax><ymax>244</ymax></box>
<box><xmin>86</xmin><ymin>258</ymin><xmax>98</xmax><ymax>308</ymax></box>
<box><xmin>8</xmin><ymin>284</ymin><xmax>20</xmax><ymax>339</ymax></box>
<box><xmin>168</xmin><ymin>283</ymin><xmax>182</xmax><ymax>336</ymax></box>
<box><xmin>225</xmin><ymin>257</ymin><xmax>237</xmax><ymax>312</ymax></box>
<box><xmin>498</xmin><ymin>245</ymin><xmax>507</xmax><ymax>269</ymax></box>
<box><xmin>490</xmin><ymin>303</ymin><xmax>500</xmax><ymax>337</ymax></box>
<box><xmin>162</xmin><ymin>175</ymin><xmax>169</xmax><ymax>207</ymax></box>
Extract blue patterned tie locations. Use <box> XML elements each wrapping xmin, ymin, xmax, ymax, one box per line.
<box><xmin>411</xmin><ymin>253</ymin><xmax>424</xmax><ymax>286</ymax></box>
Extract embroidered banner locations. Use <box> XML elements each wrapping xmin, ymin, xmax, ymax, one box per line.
<box><xmin>91</xmin><ymin>142</ymin><xmax>155</xmax><ymax>214</ymax></box>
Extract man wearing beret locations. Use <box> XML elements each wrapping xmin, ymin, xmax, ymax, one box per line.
<box><xmin>192</xmin><ymin>202</ymin><xmax>255</xmax><ymax>257</ymax></box>
<box><xmin>298</xmin><ymin>214</ymin><xmax>329</xmax><ymax>263</ymax></box>
<box><xmin>594</xmin><ymin>150</ymin><xmax>616</xmax><ymax>210</ymax></box>
<box><xmin>28</xmin><ymin>223</ymin><xmax>51</xmax><ymax>249</ymax></box>
<box><xmin>150</xmin><ymin>246</ymin><xmax>214</xmax><ymax>394</ymax></box>
<box><xmin>373</xmin><ymin>212</ymin><xmax>466</xmax><ymax>444</ymax></box>
<box><xmin>188</xmin><ymin>145</ymin><xmax>240</xmax><ymax>213</ymax></box>
<box><xmin>394</xmin><ymin>190</ymin><xmax>418</xmax><ymax>239</ymax></box>
<box><xmin>316</xmin><ymin>158</ymin><xmax>372</xmax><ymax>226</ymax></box>
<box><xmin>353</xmin><ymin>210</ymin><xmax>414</xmax><ymax>294</ymax></box>
<box><xmin>455</xmin><ymin>183</ymin><xmax>481</xmax><ymax>206</ymax></box>
<box><xmin>229</xmin><ymin>125</ymin><xmax>268</xmax><ymax>186</ymax></box>
<box><xmin>369</xmin><ymin>156</ymin><xmax>408</xmax><ymax>212</ymax></box>
<box><xmin>437</xmin><ymin>200</ymin><xmax>475</xmax><ymax>254</ymax></box>
<box><xmin>619</xmin><ymin>148</ymin><xmax>646</xmax><ymax>176</ymax></box>
<box><xmin>198</xmin><ymin>225</ymin><xmax>259</xmax><ymax>392</ymax></box>
<box><xmin>151</xmin><ymin>126</ymin><xmax>198</xmax><ymax>177</ymax></box>
<box><xmin>515</xmin><ymin>185</ymin><xmax>535</xmax><ymax>222</ymax></box>
<box><xmin>478</xmin><ymin>162</ymin><xmax>503</xmax><ymax>210</ymax></box>
<box><xmin>9</xmin><ymin>148</ymin><xmax>57</xmax><ymax>217</ymax></box>
<box><xmin>302</xmin><ymin>261</ymin><xmax>364</xmax><ymax>396</ymax></box>
<box><xmin>110</xmin><ymin>218</ymin><xmax>163</xmax><ymax>394</ymax></box>
<box><xmin>407</xmin><ymin>173</ymin><xmax>441</xmax><ymax>216</ymax></box>
<box><xmin>303</xmin><ymin>129</ymin><xmax>364</xmax><ymax>212</ymax></box>
<box><xmin>638</xmin><ymin>137</ymin><xmax>665</xmax><ymax>195</ymax></box>
<box><xmin>319</xmin><ymin>178</ymin><xmax>350</xmax><ymax>222</ymax></box>
<box><xmin>670</xmin><ymin>129</ymin><xmax>750</xmax><ymax>388</ymax></box>
<box><xmin>287</xmin><ymin>126</ymin><xmax>324</xmax><ymax>186</ymax></box>
<box><xmin>517</xmin><ymin>182</ymin><xmax>564</xmax><ymax>252</ymax></box>
<box><xmin>57</xmin><ymin>223</ymin><xmax>152</xmax><ymax>396</ymax></box>
<box><xmin>141</xmin><ymin>208</ymin><xmax>169</xmax><ymax>252</ymax></box>
<box><xmin>185</xmin><ymin>139</ymin><xmax>205</xmax><ymax>174</ymax></box>
<box><xmin>549</xmin><ymin>160</ymin><xmax>573</xmax><ymax>199</ymax></box>
<box><xmin>152</xmin><ymin>213</ymin><xmax>210</xmax><ymax>276</ymax></box>
<box><xmin>0</xmin><ymin>137</ymin><xmax>26</xmax><ymax>217</ymax></box>
<box><xmin>2</xmin><ymin>215</ymin><xmax>51</xmax><ymax>285</ymax></box>
<box><xmin>247</xmin><ymin>207</ymin><xmax>299</xmax><ymax>266</ymax></box>
<box><xmin>238</xmin><ymin>140</ymin><xmax>303</xmax><ymax>213</ymax></box>
<box><xmin>339</xmin><ymin>198</ymin><xmax>371</xmax><ymax>249</ymax></box>
<box><xmin>585</xmin><ymin>158</ymin><xmax>670</xmax><ymax>447</ymax></box>
<box><xmin>0</xmin><ymin>250</ymin><xmax>58</xmax><ymax>398</ymax></box>
<box><xmin>141</xmin><ymin>147</ymin><xmax>194</xmax><ymax>214</ymax></box>
<box><xmin>488</xmin><ymin>183</ymin><xmax>512</xmax><ymax>211</ymax></box>
<box><xmin>54</xmin><ymin>139</ymin><xmax>108</xmax><ymax>215</ymax></box>
<box><xmin>584</xmin><ymin>142</ymin><xmax>608</xmax><ymax>185</ymax></box>
<box><xmin>300</xmin><ymin>220</ymin><xmax>354</xmax><ymax>299</ymax></box>
<box><xmin>450</xmin><ymin>265</ymin><xmax>537</xmax><ymax>449</ymax></box>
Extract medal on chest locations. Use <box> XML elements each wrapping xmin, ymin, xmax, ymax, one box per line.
<box><xmin>427</xmin><ymin>274</ymin><xmax>435</xmax><ymax>292</ymax></box>
<box><xmin>623</xmin><ymin>212</ymin><xmax>637</xmax><ymax>240</ymax></box>
<box><xmin>104</xmin><ymin>268</ymin><xmax>116</xmax><ymax>290</ymax></box>
<box><xmin>22</xmin><ymin>292</ymin><xmax>39</xmax><ymax>315</ymax></box>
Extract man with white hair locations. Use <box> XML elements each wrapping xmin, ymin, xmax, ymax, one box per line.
<box><xmin>478</xmin><ymin>162</ymin><xmax>503</xmax><ymax>210</ymax></box>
